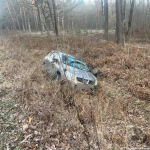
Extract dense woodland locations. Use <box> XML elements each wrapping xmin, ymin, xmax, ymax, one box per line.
<box><xmin>0</xmin><ymin>0</ymin><xmax>150</xmax><ymax>150</ymax></box>
<box><xmin>0</xmin><ymin>0</ymin><xmax>150</xmax><ymax>43</ymax></box>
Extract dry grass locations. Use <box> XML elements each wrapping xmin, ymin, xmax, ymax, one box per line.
<box><xmin>0</xmin><ymin>31</ymin><xmax>150</xmax><ymax>149</ymax></box>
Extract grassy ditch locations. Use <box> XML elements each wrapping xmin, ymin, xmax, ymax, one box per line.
<box><xmin>0</xmin><ymin>34</ymin><xmax>150</xmax><ymax>149</ymax></box>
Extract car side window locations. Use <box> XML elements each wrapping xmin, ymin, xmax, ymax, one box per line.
<box><xmin>63</xmin><ymin>55</ymin><xmax>67</xmax><ymax>64</ymax></box>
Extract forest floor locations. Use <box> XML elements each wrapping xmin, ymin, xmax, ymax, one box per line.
<box><xmin>0</xmin><ymin>30</ymin><xmax>150</xmax><ymax>150</ymax></box>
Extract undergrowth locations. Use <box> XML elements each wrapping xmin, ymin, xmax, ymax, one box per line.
<box><xmin>0</xmin><ymin>33</ymin><xmax>150</xmax><ymax>149</ymax></box>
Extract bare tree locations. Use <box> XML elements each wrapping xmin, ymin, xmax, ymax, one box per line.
<box><xmin>22</xmin><ymin>0</ymin><xmax>27</xmax><ymax>30</ymax></box>
<box><xmin>126</xmin><ymin>0</ymin><xmax>135</xmax><ymax>40</ymax></box>
<box><xmin>146</xmin><ymin>0</ymin><xmax>150</xmax><ymax>30</ymax></box>
<box><xmin>62</xmin><ymin>0</ymin><xmax>64</xmax><ymax>31</ymax></box>
<box><xmin>5</xmin><ymin>0</ymin><xmax>16</xmax><ymax>30</ymax></box>
<box><xmin>52</xmin><ymin>0</ymin><xmax>58</xmax><ymax>36</ymax></box>
<box><xmin>67</xmin><ymin>0</ymin><xmax>71</xmax><ymax>30</ymax></box>
<box><xmin>36</xmin><ymin>2</ymin><xmax>43</xmax><ymax>34</ymax></box>
<box><xmin>17</xmin><ymin>0</ymin><xmax>25</xmax><ymax>32</ymax></box>
<box><xmin>101</xmin><ymin>0</ymin><xmax>104</xmax><ymax>13</ymax></box>
<box><xmin>104</xmin><ymin>0</ymin><xmax>108</xmax><ymax>40</ymax></box>
<box><xmin>32</xmin><ymin>0</ymin><xmax>38</xmax><ymax>31</ymax></box>
<box><xmin>122</xmin><ymin>0</ymin><xmax>126</xmax><ymax>34</ymax></box>
<box><xmin>116</xmin><ymin>0</ymin><xmax>123</xmax><ymax>44</ymax></box>
<box><xmin>97</xmin><ymin>0</ymin><xmax>99</xmax><ymax>30</ymax></box>
<box><xmin>9</xmin><ymin>0</ymin><xmax>21</xmax><ymax>31</ymax></box>
<box><xmin>1</xmin><ymin>0</ymin><xmax>149</xmax><ymax>39</ymax></box>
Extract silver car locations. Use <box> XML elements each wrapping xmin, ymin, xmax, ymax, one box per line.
<box><xmin>42</xmin><ymin>51</ymin><xmax>97</xmax><ymax>91</ymax></box>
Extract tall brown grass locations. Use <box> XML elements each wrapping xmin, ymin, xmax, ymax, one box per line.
<box><xmin>1</xmin><ymin>33</ymin><xmax>150</xmax><ymax>149</ymax></box>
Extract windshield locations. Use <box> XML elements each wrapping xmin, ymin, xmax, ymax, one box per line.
<box><xmin>62</xmin><ymin>55</ymin><xmax>89</xmax><ymax>71</ymax></box>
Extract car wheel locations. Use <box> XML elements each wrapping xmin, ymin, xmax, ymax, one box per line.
<box><xmin>90</xmin><ymin>87</ymin><xmax>96</xmax><ymax>95</ymax></box>
<box><xmin>53</xmin><ymin>72</ymin><xmax>61</xmax><ymax>84</ymax></box>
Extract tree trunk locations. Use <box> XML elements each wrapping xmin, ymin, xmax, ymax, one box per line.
<box><xmin>5</xmin><ymin>0</ymin><xmax>16</xmax><ymax>30</ymax></box>
<box><xmin>28</xmin><ymin>18</ymin><xmax>31</xmax><ymax>33</ymax></box>
<box><xmin>126</xmin><ymin>0</ymin><xmax>135</xmax><ymax>40</ymax></box>
<box><xmin>95</xmin><ymin>0</ymin><xmax>100</xmax><ymax>30</ymax></box>
<box><xmin>98</xmin><ymin>0</ymin><xmax>99</xmax><ymax>30</ymax></box>
<box><xmin>42</xmin><ymin>16</ymin><xmax>45</xmax><ymax>32</ymax></box>
<box><xmin>52</xmin><ymin>0</ymin><xmax>58</xmax><ymax>36</ymax></box>
<box><xmin>39</xmin><ymin>7</ymin><xmax>45</xmax><ymax>32</ymax></box>
<box><xmin>46</xmin><ymin>1</ymin><xmax>52</xmax><ymax>30</ymax></box>
<box><xmin>22</xmin><ymin>0</ymin><xmax>27</xmax><ymax>30</ymax></box>
<box><xmin>68</xmin><ymin>2</ymin><xmax>70</xmax><ymax>30</ymax></box>
<box><xmin>55</xmin><ymin>0</ymin><xmax>59</xmax><ymax>29</ymax></box>
<box><xmin>9</xmin><ymin>0</ymin><xmax>21</xmax><ymax>31</ymax></box>
<box><xmin>16</xmin><ymin>19</ymin><xmax>21</xmax><ymax>31</ymax></box>
<box><xmin>62</xmin><ymin>0</ymin><xmax>64</xmax><ymax>31</ymax></box>
<box><xmin>116</xmin><ymin>0</ymin><xmax>123</xmax><ymax>44</ymax></box>
<box><xmin>146</xmin><ymin>0</ymin><xmax>150</xmax><ymax>30</ymax></box>
<box><xmin>104</xmin><ymin>0</ymin><xmax>108</xmax><ymax>40</ymax></box>
<box><xmin>121</xmin><ymin>0</ymin><xmax>126</xmax><ymax>42</ymax></box>
<box><xmin>32</xmin><ymin>0</ymin><xmax>38</xmax><ymax>31</ymax></box>
<box><xmin>101</xmin><ymin>0</ymin><xmax>104</xmax><ymax>14</ymax></box>
<box><xmin>17</xmin><ymin>0</ymin><xmax>25</xmax><ymax>32</ymax></box>
<box><xmin>47</xmin><ymin>0</ymin><xmax>55</xmax><ymax>31</ymax></box>
<box><xmin>123</xmin><ymin>0</ymin><xmax>126</xmax><ymax>32</ymax></box>
<box><xmin>37</xmin><ymin>4</ymin><xmax>43</xmax><ymax>34</ymax></box>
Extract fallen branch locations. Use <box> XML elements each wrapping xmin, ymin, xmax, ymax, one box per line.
<box><xmin>20</xmin><ymin>134</ymin><xmax>32</xmax><ymax>144</ymax></box>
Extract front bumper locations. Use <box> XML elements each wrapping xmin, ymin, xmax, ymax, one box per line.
<box><xmin>73</xmin><ymin>82</ymin><xmax>97</xmax><ymax>92</ymax></box>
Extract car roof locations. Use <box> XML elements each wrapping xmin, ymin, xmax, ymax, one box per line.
<box><xmin>50</xmin><ymin>51</ymin><xmax>88</xmax><ymax>68</ymax></box>
<box><xmin>50</xmin><ymin>51</ymin><xmax>83</xmax><ymax>62</ymax></box>
<box><xmin>50</xmin><ymin>50</ymin><xmax>74</xmax><ymax>58</ymax></box>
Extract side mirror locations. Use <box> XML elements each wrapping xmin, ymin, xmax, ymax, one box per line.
<box><xmin>88</xmin><ymin>67</ymin><xmax>93</xmax><ymax>74</ymax></box>
<box><xmin>94</xmin><ymin>73</ymin><xmax>97</xmax><ymax>78</ymax></box>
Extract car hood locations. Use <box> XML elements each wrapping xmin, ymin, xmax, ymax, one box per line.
<box><xmin>65</xmin><ymin>65</ymin><xmax>97</xmax><ymax>81</ymax></box>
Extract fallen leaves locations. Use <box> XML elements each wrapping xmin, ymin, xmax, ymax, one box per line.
<box><xmin>28</xmin><ymin>117</ymin><xmax>33</xmax><ymax>124</ymax></box>
<box><xmin>22</xmin><ymin>124</ymin><xmax>28</xmax><ymax>131</ymax></box>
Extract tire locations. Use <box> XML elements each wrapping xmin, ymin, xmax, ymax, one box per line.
<box><xmin>53</xmin><ymin>72</ymin><xmax>61</xmax><ymax>84</ymax></box>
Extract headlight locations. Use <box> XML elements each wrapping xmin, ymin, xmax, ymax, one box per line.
<box><xmin>76</xmin><ymin>77</ymin><xmax>83</xmax><ymax>83</ymax></box>
<box><xmin>95</xmin><ymin>80</ymin><xmax>97</xmax><ymax>85</ymax></box>
<box><xmin>89</xmin><ymin>80</ymin><xmax>95</xmax><ymax>85</ymax></box>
